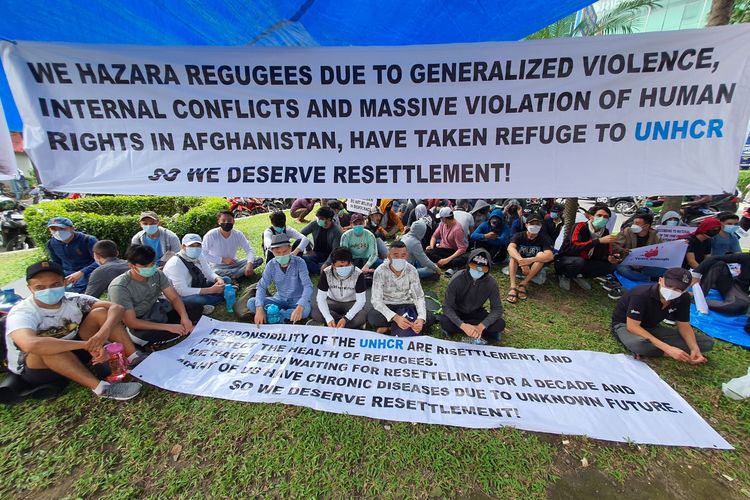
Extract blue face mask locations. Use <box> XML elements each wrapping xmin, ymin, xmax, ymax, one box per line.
<box><xmin>34</xmin><ymin>286</ymin><xmax>65</xmax><ymax>305</ymax></box>
<box><xmin>550</xmin><ymin>212</ymin><xmax>559</xmax><ymax>219</ymax></box>
<box><xmin>352</xmin><ymin>225</ymin><xmax>364</xmax><ymax>235</ymax></box>
<box><xmin>142</xmin><ymin>224</ymin><xmax>159</xmax><ymax>235</ymax></box>
<box><xmin>185</xmin><ymin>247</ymin><xmax>202</xmax><ymax>259</ymax></box>
<box><xmin>275</xmin><ymin>254</ymin><xmax>291</xmax><ymax>266</ymax></box>
<box><xmin>592</xmin><ymin>216</ymin><xmax>608</xmax><ymax>229</ymax></box>
<box><xmin>137</xmin><ymin>265</ymin><xmax>157</xmax><ymax>278</ymax></box>
<box><xmin>273</xmin><ymin>226</ymin><xmax>285</xmax><ymax>233</ymax></box>
<box><xmin>317</xmin><ymin>219</ymin><xmax>327</xmax><ymax>228</ymax></box>
<box><xmin>665</xmin><ymin>220</ymin><xmax>679</xmax><ymax>227</ymax></box>
<box><xmin>335</xmin><ymin>265</ymin><xmax>354</xmax><ymax>278</ymax></box>
<box><xmin>724</xmin><ymin>225</ymin><xmax>739</xmax><ymax>235</ymax></box>
<box><xmin>469</xmin><ymin>268</ymin><xmax>485</xmax><ymax>280</ymax></box>
<box><xmin>52</xmin><ymin>230</ymin><xmax>72</xmax><ymax>242</ymax></box>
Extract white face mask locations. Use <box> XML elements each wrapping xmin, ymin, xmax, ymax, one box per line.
<box><xmin>659</xmin><ymin>286</ymin><xmax>682</xmax><ymax>302</ymax></box>
<box><xmin>630</xmin><ymin>224</ymin><xmax>643</xmax><ymax>234</ymax></box>
<box><xmin>527</xmin><ymin>224</ymin><xmax>541</xmax><ymax>234</ymax></box>
<box><xmin>390</xmin><ymin>258</ymin><xmax>407</xmax><ymax>271</ymax></box>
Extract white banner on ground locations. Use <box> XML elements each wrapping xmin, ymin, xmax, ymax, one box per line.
<box><xmin>655</xmin><ymin>224</ymin><xmax>694</xmax><ymax>242</ymax></box>
<box><xmin>0</xmin><ymin>100</ymin><xmax>17</xmax><ymax>180</ymax></box>
<box><xmin>621</xmin><ymin>239</ymin><xmax>688</xmax><ymax>268</ymax></box>
<box><xmin>346</xmin><ymin>198</ymin><xmax>376</xmax><ymax>215</ymax></box>
<box><xmin>132</xmin><ymin>318</ymin><xmax>731</xmax><ymax>449</ymax></box>
<box><xmin>3</xmin><ymin>25</ymin><xmax>750</xmax><ymax>197</ymax></box>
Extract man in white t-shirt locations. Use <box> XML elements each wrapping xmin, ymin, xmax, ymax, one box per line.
<box><xmin>5</xmin><ymin>261</ymin><xmax>146</xmax><ymax>400</ymax></box>
<box><xmin>202</xmin><ymin>211</ymin><xmax>264</xmax><ymax>280</ymax></box>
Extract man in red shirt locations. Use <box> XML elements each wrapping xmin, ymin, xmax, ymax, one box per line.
<box><xmin>425</xmin><ymin>207</ymin><xmax>469</xmax><ymax>270</ymax></box>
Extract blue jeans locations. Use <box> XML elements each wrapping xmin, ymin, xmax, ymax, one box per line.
<box><xmin>413</xmin><ymin>260</ymin><xmax>439</xmax><ymax>280</ymax></box>
<box><xmin>247</xmin><ymin>295</ymin><xmax>312</xmax><ymax>322</ymax></box>
<box><xmin>302</xmin><ymin>253</ymin><xmax>327</xmax><ymax>274</ymax></box>
<box><xmin>616</xmin><ymin>264</ymin><xmax>666</xmax><ymax>283</ymax></box>
<box><xmin>181</xmin><ymin>293</ymin><xmax>224</xmax><ymax>308</ymax></box>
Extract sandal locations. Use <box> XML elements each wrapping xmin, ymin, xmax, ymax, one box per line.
<box><xmin>517</xmin><ymin>284</ymin><xmax>528</xmax><ymax>300</ymax></box>
<box><xmin>507</xmin><ymin>287</ymin><xmax>519</xmax><ymax>304</ymax></box>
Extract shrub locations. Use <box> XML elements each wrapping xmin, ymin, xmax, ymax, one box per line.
<box><xmin>25</xmin><ymin>196</ymin><xmax>229</xmax><ymax>254</ymax></box>
<box><xmin>737</xmin><ymin>170</ymin><xmax>750</xmax><ymax>194</ymax></box>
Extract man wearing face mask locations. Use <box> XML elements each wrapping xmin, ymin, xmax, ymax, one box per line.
<box><xmin>203</xmin><ymin>211</ymin><xmax>264</xmax><ymax>280</ymax></box>
<box><xmin>5</xmin><ymin>261</ymin><xmax>146</xmax><ymax>400</ymax></box>
<box><xmin>163</xmin><ymin>234</ymin><xmax>225</xmax><ymax>315</ymax></box>
<box><xmin>300</xmin><ymin>206</ymin><xmax>343</xmax><ymax>274</ymax></box>
<box><xmin>683</xmin><ymin>217</ymin><xmax>721</xmax><ymax>269</ymax></box>
<box><xmin>507</xmin><ymin>212</ymin><xmax>554</xmax><ymax>302</ymax></box>
<box><xmin>248</xmin><ymin>234</ymin><xmax>313</xmax><ymax>325</ymax></box>
<box><xmin>711</xmin><ymin>212</ymin><xmax>742</xmax><ymax>257</ymax></box>
<box><xmin>130</xmin><ymin>211</ymin><xmax>181</xmax><ymax>268</ymax></box>
<box><xmin>611</xmin><ymin>267</ymin><xmax>713</xmax><ymax>362</ymax></box>
<box><xmin>439</xmin><ymin>249</ymin><xmax>505</xmax><ymax>344</ymax></box>
<box><xmin>45</xmin><ymin>217</ymin><xmax>98</xmax><ymax>294</ymax></box>
<box><xmin>108</xmin><ymin>245</ymin><xmax>201</xmax><ymax>346</ymax></box>
<box><xmin>339</xmin><ymin>213</ymin><xmax>379</xmax><ymax>274</ymax></box>
<box><xmin>543</xmin><ymin>204</ymin><xmax>564</xmax><ymax>242</ymax></box>
<box><xmin>369</xmin><ymin>241</ymin><xmax>433</xmax><ymax>336</ymax></box>
<box><xmin>310</xmin><ymin>247</ymin><xmax>369</xmax><ymax>329</ymax></box>
<box><xmin>84</xmin><ymin>240</ymin><xmax>130</xmax><ymax>299</ymax></box>
<box><xmin>261</xmin><ymin>211</ymin><xmax>310</xmax><ymax>262</ymax></box>
<box><xmin>426</xmin><ymin>207</ymin><xmax>469</xmax><ymax>270</ymax></box>
<box><xmin>555</xmin><ymin>204</ymin><xmax>619</xmax><ymax>291</ymax></box>
<box><xmin>609</xmin><ymin>213</ymin><xmax>664</xmax><ymax>298</ymax></box>
<box><xmin>470</xmin><ymin>200</ymin><xmax>491</xmax><ymax>228</ymax></box>
<box><xmin>470</xmin><ymin>207</ymin><xmax>511</xmax><ymax>262</ymax></box>
<box><xmin>402</xmin><ymin>220</ymin><xmax>441</xmax><ymax>281</ymax></box>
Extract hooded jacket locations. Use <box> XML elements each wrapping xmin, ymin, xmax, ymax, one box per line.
<box><xmin>442</xmin><ymin>248</ymin><xmax>503</xmax><ymax>329</ymax></box>
<box><xmin>379</xmin><ymin>198</ymin><xmax>405</xmax><ymax>232</ymax></box>
<box><xmin>660</xmin><ymin>210</ymin><xmax>688</xmax><ymax>226</ymax></box>
<box><xmin>402</xmin><ymin>220</ymin><xmax>439</xmax><ymax>273</ymax></box>
<box><xmin>470</xmin><ymin>208</ymin><xmax>510</xmax><ymax>247</ymax></box>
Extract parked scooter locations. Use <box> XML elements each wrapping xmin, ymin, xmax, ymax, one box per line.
<box><xmin>228</xmin><ymin>197</ymin><xmax>268</xmax><ymax>218</ymax></box>
<box><xmin>0</xmin><ymin>198</ymin><xmax>34</xmax><ymax>251</ymax></box>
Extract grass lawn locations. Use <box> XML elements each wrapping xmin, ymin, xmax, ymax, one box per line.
<box><xmin>1</xmin><ymin>210</ymin><xmax>749</xmax><ymax>498</ymax></box>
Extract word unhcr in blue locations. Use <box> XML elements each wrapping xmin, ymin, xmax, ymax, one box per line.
<box><xmin>359</xmin><ymin>338</ymin><xmax>405</xmax><ymax>350</ymax></box>
<box><xmin>634</xmin><ymin>119</ymin><xmax>723</xmax><ymax>141</ymax></box>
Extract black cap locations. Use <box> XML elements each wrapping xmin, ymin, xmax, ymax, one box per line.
<box><xmin>26</xmin><ymin>261</ymin><xmax>64</xmax><ymax>281</ymax></box>
<box><xmin>663</xmin><ymin>267</ymin><xmax>692</xmax><ymax>292</ymax></box>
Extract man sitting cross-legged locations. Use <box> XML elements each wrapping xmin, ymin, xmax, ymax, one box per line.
<box><xmin>6</xmin><ymin>261</ymin><xmax>146</xmax><ymax>400</ymax></box>
<box><xmin>506</xmin><ymin>212</ymin><xmax>554</xmax><ymax>302</ymax></box>
<box><xmin>310</xmin><ymin>247</ymin><xmax>370</xmax><ymax>329</ymax></box>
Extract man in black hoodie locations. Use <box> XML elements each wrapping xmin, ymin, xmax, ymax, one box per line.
<box><xmin>439</xmin><ymin>248</ymin><xmax>505</xmax><ymax>343</ymax></box>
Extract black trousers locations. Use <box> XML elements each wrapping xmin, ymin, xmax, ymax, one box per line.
<box><xmin>425</xmin><ymin>248</ymin><xmax>468</xmax><ymax>269</ymax></box>
<box><xmin>131</xmin><ymin>303</ymin><xmax>203</xmax><ymax>345</ymax></box>
<box><xmin>439</xmin><ymin>309</ymin><xmax>505</xmax><ymax>341</ymax></box>
<box><xmin>473</xmin><ymin>240</ymin><xmax>508</xmax><ymax>263</ymax></box>
<box><xmin>698</xmin><ymin>258</ymin><xmax>750</xmax><ymax>315</ymax></box>
<box><xmin>555</xmin><ymin>256</ymin><xmax>614</xmax><ymax>279</ymax></box>
<box><xmin>367</xmin><ymin>303</ymin><xmax>436</xmax><ymax>333</ymax></box>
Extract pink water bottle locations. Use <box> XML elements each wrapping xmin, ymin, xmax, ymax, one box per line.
<box><xmin>105</xmin><ymin>343</ymin><xmax>129</xmax><ymax>382</ymax></box>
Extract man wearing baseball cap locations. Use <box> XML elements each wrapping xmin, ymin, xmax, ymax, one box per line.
<box><xmin>45</xmin><ymin>217</ymin><xmax>98</xmax><ymax>293</ymax></box>
<box><xmin>131</xmin><ymin>211</ymin><xmax>181</xmax><ymax>267</ymax></box>
<box><xmin>163</xmin><ymin>234</ymin><xmax>226</xmax><ymax>315</ymax></box>
<box><xmin>425</xmin><ymin>207</ymin><xmax>469</xmax><ymax>270</ymax></box>
<box><xmin>611</xmin><ymin>267</ymin><xmax>713</xmax><ymax>362</ymax></box>
<box><xmin>5</xmin><ymin>261</ymin><xmax>146</xmax><ymax>400</ymax></box>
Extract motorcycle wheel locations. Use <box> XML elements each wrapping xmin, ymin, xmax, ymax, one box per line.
<box><xmin>233</xmin><ymin>210</ymin><xmax>252</xmax><ymax>219</ymax></box>
<box><xmin>6</xmin><ymin>236</ymin><xmax>33</xmax><ymax>251</ymax></box>
<box><xmin>614</xmin><ymin>200</ymin><xmax>637</xmax><ymax>215</ymax></box>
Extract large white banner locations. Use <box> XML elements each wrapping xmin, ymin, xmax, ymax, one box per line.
<box><xmin>2</xmin><ymin>25</ymin><xmax>750</xmax><ymax>197</ymax></box>
<box><xmin>0</xmin><ymin>100</ymin><xmax>16</xmax><ymax>180</ymax></box>
<box><xmin>621</xmin><ymin>239</ymin><xmax>688</xmax><ymax>268</ymax></box>
<box><xmin>132</xmin><ymin>318</ymin><xmax>731</xmax><ymax>449</ymax></box>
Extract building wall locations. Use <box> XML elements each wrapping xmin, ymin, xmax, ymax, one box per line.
<box><xmin>593</xmin><ymin>0</ymin><xmax>711</xmax><ymax>32</ymax></box>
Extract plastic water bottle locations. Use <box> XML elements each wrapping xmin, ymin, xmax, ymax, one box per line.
<box><xmin>224</xmin><ymin>284</ymin><xmax>236</xmax><ymax>313</ymax></box>
<box><xmin>0</xmin><ymin>288</ymin><xmax>23</xmax><ymax>314</ymax></box>
<box><xmin>462</xmin><ymin>336</ymin><xmax>488</xmax><ymax>346</ymax></box>
<box><xmin>265</xmin><ymin>304</ymin><xmax>282</xmax><ymax>324</ymax></box>
<box><xmin>105</xmin><ymin>343</ymin><xmax>129</xmax><ymax>382</ymax></box>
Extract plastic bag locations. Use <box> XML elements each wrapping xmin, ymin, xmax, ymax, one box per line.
<box><xmin>722</xmin><ymin>367</ymin><xmax>750</xmax><ymax>400</ymax></box>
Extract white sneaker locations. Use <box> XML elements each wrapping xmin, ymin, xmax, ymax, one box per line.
<box><xmin>531</xmin><ymin>268</ymin><xmax>547</xmax><ymax>285</ymax></box>
<box><xmin>99</xmin><ymin>382</ymin><xmax>142</xmax><ymax>401</ymax></box>
<box><xmin>202</xmin><ymin>305</ymin><xmax>215</xmax><ymax>315</ymax></box>
<box><xmin>572</xmin><ymin>277</ymin><xmax>592</xmax><ymax>290</ymax></box>
<box><xmin>559</xmin><ymin>276</ymin><xmax>571</xmax><ymax>291</ymax></box>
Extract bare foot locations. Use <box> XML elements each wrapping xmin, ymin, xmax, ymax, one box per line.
<box><xmin>376</xmin><ymin>327</ymin><xmax>389</xmax><ymax>334</ymax></box>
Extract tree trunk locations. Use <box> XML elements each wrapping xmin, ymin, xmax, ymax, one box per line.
<box><xmin>660</xmin><ymin>0</ymin><xmax>734</xmax><ymax>218</ymax></box>
<box><xmin>563</xmin><ymin>197</ymin><xmax>579</xmax><ymax>241</ymax></box>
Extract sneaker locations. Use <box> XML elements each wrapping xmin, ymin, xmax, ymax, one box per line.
<box><xmin>128</xmin><ymin>351</ymin><xmax>150</xmax><ymax>368</ymax></box>
<box><xmin>607</xmin><ymin>287</ymin><xmax>623</xmax><ymax>300</ymax></box>
<box><xmin>202</xmin><ymin>305</ymin><xmax>215</xmax><ymax>315</ymax></box>
<box><xmin>663</xmin><ymin>319</ymin><xmax>676</xmax><ymax>326</ymax></box>
<box><xmin>559</xmin><ymin>276</ymin><xmax>571</xmax><ymax>291</ymax></box>
<box><xmin>501</xmin><ymin>266</ymin><xmax>510</xmax><ymax>276</ymax></box>
<box><xmin>99</xmin><ymin>381</ymin><xmax>142</xmax><ymax>401</ymax></box>
<box><xmin>572</xmin><ymin>277</ymin><xmax>592</xmax><ymax>290</ymax></box>
<box><xmin>531</xmin><ymin>268</ymin><xmax>547</xmax><ymax>285</ymax></box>
<box><xmin>594</xmin><ymin>275</ymin><xmax>612</xmax><ymax>284</ymax></box>
<box><xmin>600</xmin><ymin>281</ymin><xmax>621</xmax><ymax>292</ymax></box>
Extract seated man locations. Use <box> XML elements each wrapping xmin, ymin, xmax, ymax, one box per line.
<box><xmin>290</xmin><ymin>198</ymin><xmax>318</xmax><ymax>223</ymax></box>
<box><xmin>470</xmin><ymin>199</ymin><xmax>491</xmax><ymax>227</ymax></box>
<box><xmin>555</xmin><ymin>204</ymin><xmax>618</xmax><ymax>291</ymax></box>
<box><xmin>470</xmin><ymin>207</ymin><xmax>511</xmax><ymax>262</ymax></box>
<box><xmin>604</xmin><ymin>213</ymin><xmax>665</xmax><ymax>298</ymax></box>
<box><xmin>402</xmin><ymin>220</ymin><xmax>441</xmax><ymax>281</ymax></box>
<box><xmin>711</xmin><ymin>212</ymin><xmax>742</xmax><ymax>256</ymax></box>
<box><xmin>543</xmin><ymin>204</ymin><xmax>564</xmax><ymax>242</ymax></box>
<box><xmin>439</xmin><ymin>249</ymin><xmax>505</xmax><ymax>343</ymax></box>
<box><xmin>692</xmin><ymin>253</ymin><xmax>750</xmax><ymax>315</ymax></box>
<box><xmin>683</xmin><ymin>217</ymin><xmax>721</xmax><ymax>269</ymax></box>
<box><xmin>163</xmin><ymin>234</ymin><xmax>226</xmax><ymax>315</ymax></box>
<box><xmin>108</xmin><ymin>245</ymin><xmax>201</xmax><ymax>346</ymax></box>
<box><xmin>328</xmin><ymin>200</ymin><xmax>351</xmax><ymax>228</ymax></box>
<box><xmin>378</xmin><ymin>199</ymin><xmax>404</xmax><ymax>238</ymax></box>
<box><xmin>45</xmin><ymin>217</ymin><xmax>98</xmax><ymax>293</ymax></box>
<box><xmin>130</xmin><ymin>211</ymin><xmax>181</xmax><ymax>267</ymax></box>
<box><xmin>261</xmin><ymin>211</ymin><xmax>310</xmax><ymax>262</ymax></box>
<box><xmin>6</xmin><ymin>261</ymin><xmax>145</xmax><ymax>400</ymax></box>
<box><xmin>366</xmin><ymin>207</ymin><xmax>390</xmax><ymax>259</ymax></box>
<box><xmin>85</xmin><ymin>240</ymin><xmax>130</xmax><ymax>298</ymax></box>
<box><xmin>203</xmin><ymin>211</ymin><xmax>264</xmax><ymax>280</ymax></box>
<box><xmin>311</xmin><ymin>247</ymin><xmax>369</xmax><ymax>329</ymax></box>
<box><xmin>426</xmin><ymin>207</ymin><xmax>469</xmax><ymax>270</ymax></box>
<box><xmin>611</xmin><ymin>267</ymin><xmax>713</xmax><ymax>362</ymax></box>
<box><xmin>300</xmin><ymin>207</ymin><xmax>342</xmax><ymax>274</ymax></box>
<box><xmin>368</xmin><ymin>241</ymin><xmax>434</xmax><ymax>336</ymax></box>
<box><xmin>339</xmin><ymin>213</ymin><xmax>379</xmax><ymax>274</ymax></box>
<box><xmin>506</xmin><ymin>212</ymin><xmax>554</xmax><ymax>302</ymax></box>
<box><xmin>452</xmin><ymin>199</ymin><xmax>475</xmax><ymax>239</ymax></box>
<box><xmin>248</xmin><ymin>234</ymin><xmax>313</xmax><ymax>325</ymax></box>
<box><xmin>660</xmin><ymin>210</ymin><xmax>688</xmax><ymax>227</ymax></box>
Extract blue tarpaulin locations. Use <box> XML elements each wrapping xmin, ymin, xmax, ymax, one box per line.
<box><xmin>0</xmin><ymin>0</ymin><xmax>592</xmax><ymax>131</ymax></box>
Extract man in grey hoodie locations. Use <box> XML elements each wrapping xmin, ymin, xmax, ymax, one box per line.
<box><xmin>439</xmin><ymin>248</ymin><xmax>505</xmax><ymax>343</ymax></box>
<box><xmin>402</xmin><ymin>220</ymin><xmax>441</xmax><ymax>280</ymax></box>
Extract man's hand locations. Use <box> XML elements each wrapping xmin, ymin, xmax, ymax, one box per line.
<box><xmin>689</xmin><ymin>350</ymin><xmax>708</xmax><ymax>365</ymax></box>
<box><xmin>460</xmin><ymin>323</ymin><xmax>480</xmax><ymax>338</ymax></box>
<box><xmin>393</xmin><ymin>315</ymin><xmax>413</xmax><ymax>330</ymax></box>
<box><xmin>243</xmin><ymin>264</ymin><xmax>255</xmax><ymax>277</ymax></box>
<box><xmin>664</xmin><ymin>346</ymin><xmax>691</xmax><ymax>363</ymax></box>
<box><xmin>412</xmin><ymin>319</ymin><xmax>425</xmax><ymax>334</ymax></box>
<box><xmin>608</xmin><ymin>255</ymin><xmax>621</xmax><ymax>264</ymax></box>
<box><xmin>208</xmin><ymin>282</ymin><xmax>224</xmax><ymax>294</ymax></box>
<box><xmin>290</xmin><ymin>305</ymin><xmax>304</xmax><ymax>323</ymax></box>
<box><xmin>336</xmin><ymin>318</ymin><xmax>348</xmax><ymax>328</ymax></box>
<box><xmin>437</xmin><ymin>258</ymin><xmax>450</xmax><ymax>268</ymax></box>
<box><xmin>221</xmin><ymin>257</ymin><xmax>236</xmax><ymax>265</ymax></box>
<box><xmin>164</xmin><ymin>323</ymin><xmax>186</xmax><ymax>335</ymax></box>
<box><xmin>517</xmin><ymin>257</ymin><xmax>531</xmax><ymax>267</ymax></box>
<box><xmin>90</xmin><ymin>347</ymin><xmax>108</xmax><ymax>365</ymax></box>
<box><xmin>255</xmin><ymin>308</ymin><xmax>266</xmax><ymax>327</ymax></box>
<box><xmin>484</xmin><ymin>232</ymin><xmax>497</xmax><ymax>240</ymax></box>
<box><xmin>327</xmin><ymin>320</ymin><xmax>337</xmax><ymax>328</ymax></box>
<box><xmin>84</xmin><ymin>333</ymin><xmax>106</xmax><ymax>354</ymax></box>
<box><xmin>64</xmin><ymin>271</ymin><xmax>84</xmax><ymax>285</ymax></box>
<box><xmin>361</xmin><ymin>265</ymin><xmax>370</xmax><ymax>274</ymax></box>
<box><xmin>425</xmin><ymin>245</ymin><xmax>434</xmax><ymax>251</ymax></box>
<box><xmin>180</xmin><ymin>317</ymin><xmax>194</xmax><ymax>336</ymax></box>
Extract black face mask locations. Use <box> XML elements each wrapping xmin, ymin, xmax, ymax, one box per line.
<box><xmin>705</xmin><ymin>229</ymin><xmax>720</xmax><ymax>237</ymax></box>
<box><xmin>220</xmin><ymin>222</ymin><xmax>234</xmax><ymax>232</ymax></box>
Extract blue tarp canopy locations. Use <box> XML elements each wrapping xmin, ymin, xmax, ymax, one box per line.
<box><xmin>0</xmin><ymin>0</ymin><xmax>592</xmax><ymax>131</ymax></box>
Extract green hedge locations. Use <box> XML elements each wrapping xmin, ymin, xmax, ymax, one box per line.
<box><xmin>25</xmin><ymin>196</ymin><xmax>229</xmax><ymax>254</ymax></box>
<box><xmin>737</xmin><ymin>170</ymin><xmax>750</xmax><ymax>193</ymax></box>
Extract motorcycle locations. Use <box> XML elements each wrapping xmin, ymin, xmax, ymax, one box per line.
<box><xmin>228</xmin><ymin>197</ymin><xmax>268</xmax><ymax>218</ymax></box>
<box><xmin>0</xmin><ymin>199</ymin><xmax>34</xmax><ymax>251</ymax></box>
<box><xmin>681</xmin><ymin>191</ymin><xmax>740</xmax><ymax>225</ymax></box>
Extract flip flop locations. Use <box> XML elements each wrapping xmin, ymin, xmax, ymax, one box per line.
<box><xmin>518</xmin><ymin>284</ymin><xmax>528</xmax><ymax>300</ymax></box>
<box><xmin>507</xmin><ymin>287</ymin><xmax>519</xmax><ymax>304</ymax></box>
